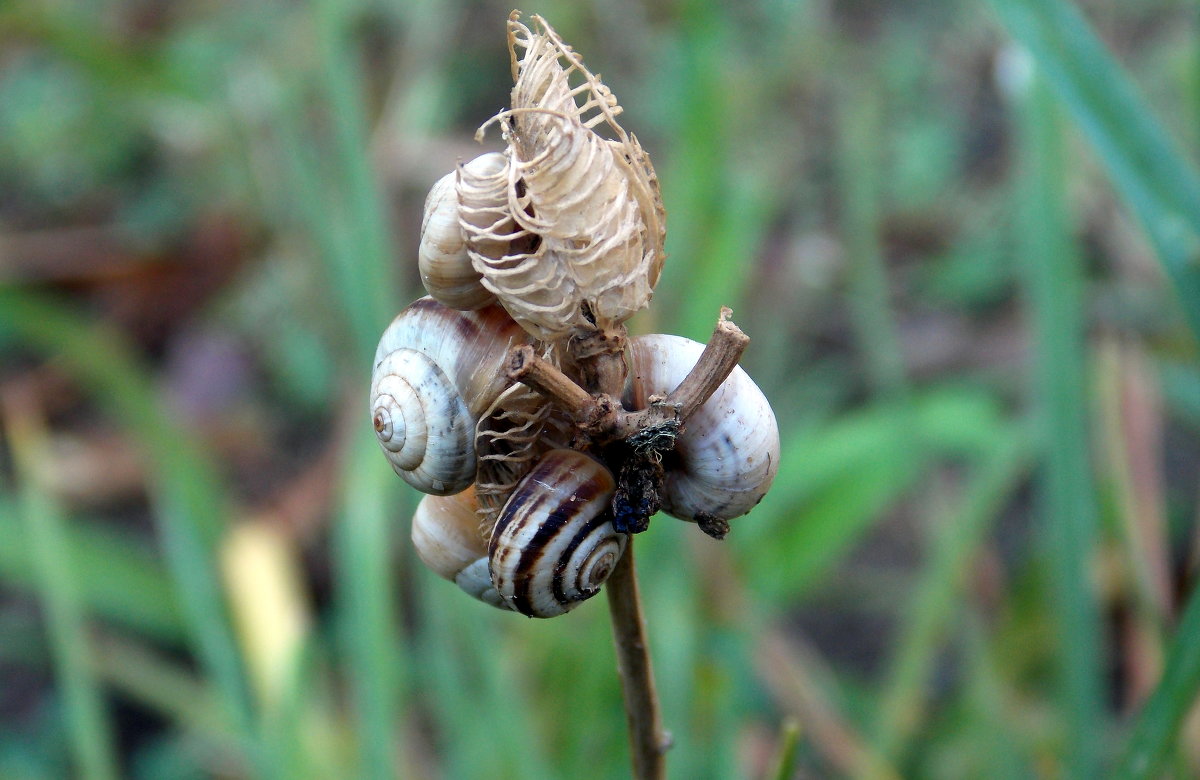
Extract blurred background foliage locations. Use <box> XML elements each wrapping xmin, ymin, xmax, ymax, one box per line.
<box><xmin>0</xmin><ymin>0</ymin><xmax>1198</xmax><ymax>777</ymax></box>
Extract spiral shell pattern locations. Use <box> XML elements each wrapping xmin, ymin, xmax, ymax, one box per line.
<box><xmin>372</xmin><ymin>349</ymin><xmax>476</xmax><ymax>495</ymax></box>
<box><xmin>626</xmin><ymin>334</ymin><xmax>780</xmax><ymax>523</ymax></box>
<box><xmin>371</xmin><ymin>297</ymin><xmax>530</xmax><ymax>494</ymax></box>
<box><xmin>489</xmin><ymin>449</ymin><xmax>626</xmax><ymax>618</ymax></box>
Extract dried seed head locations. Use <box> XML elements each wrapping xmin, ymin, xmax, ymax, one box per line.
<box><xmin>464</xmin><ymin>12</ymin><xmax>666</xmax><ymax>342</ymax></box>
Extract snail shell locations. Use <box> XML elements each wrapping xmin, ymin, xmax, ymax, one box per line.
<box><xmin>625</xmin><ymin>334</ymin><xmax>780</xmax><ymax>523</ymax></box>
<box><xmin>411</xmin><ymin>486</ymin><xmax>507</xmax><ymax>609</ymax></box>
<box><xmin>489</xmin><ymin>449</ymin><xmax>627</xmax><ymax>618</ymax></box>
<box><xmin>417</xmin><ymin>161</ymin><xmax>498</xmax><ymax>311</ymax></box>
<box><xmin>371</xmin><ymin>297</ymin><xmax>530</xmax><ymax>495</ymax></box>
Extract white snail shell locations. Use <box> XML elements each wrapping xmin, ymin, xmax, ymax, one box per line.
<box><xmin>418</xmin><ymin>163</ymin><xmax>498</xmax><ymax>311</ymax></box>
<box><xmin>410</xmin><ymin>486</ymin><xmax>507</xmax><ymax>609</ymax></box>
<box><xmin>625</xmin><ymin>334</ymin><xmax>780</xmax><ymax>523</ymax></box>
<box><xmin>371</xmin><ymin>297</ymin><xmax>530</xmax><ymax>495</ymax></box>
<box><xmin>489</xmin><ymin>449</ymin><xmax>627</xmax><ymax>618</ymax></box>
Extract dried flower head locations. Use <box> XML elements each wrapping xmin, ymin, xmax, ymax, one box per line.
<box><xmin>461</xmin><ymin>12</ymin><xmax>667</xmax><ymax>342</ymax></box>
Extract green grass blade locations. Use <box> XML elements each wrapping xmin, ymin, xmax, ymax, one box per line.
<box><xmin>310</xmin><ymin>0</ymin><xmax>397</xmax><ymax>358</ymax></box>
<box><xmin>1115</xmin><ymin>583</ymin><xmax>1200</xmax><ymax>778</ymax></box>
<box><xmin>768</xmin><ymin>719</ymin><xmax>802</xmax><ymax>780</ymax></box>
<box><xmin>0</xmin><ymin>288</ymin><xmax>257</xmax><ymax>760</ymax></box>
<box><xmin>266</xmin><ymin>78</ymin><xmax>381</xmax><ymax>363</ymax></box>
<box><xmin>870</xmin><ymin>430</ymin><xmax>1030</xmax><ymax>765</ymax></box>
<box><xmin>0</xmin><ymin>507</ymin><xmax>185</xmax><ymax>643</ymax></box>
<box><xmin>648</xmin><ymin>4</ymin><xmax>786</xmax><ymax>342</ymax></box>
<box><xmin>960</xmin><ymin>612</ymin><xmax>1031</xmax><ymax>779</ymax></box>
<box><xmin>0</xmin><ymin>2</ymin><xmax>188</xmax><ymax>99</ymax></box>
<box><xmin>7</xmin><ymin>408</ymin><xmax>119</xmax><ymax>780</ymax></box>
<box><xmin>653</xmin><ymin>3</ymin><xmax>727</xmax><ymax>336</ymax></box>
<box><xmin>417</xmin><ymin>587</ymin><xmax>556</xmax><ymax>780</ymax></box>
<box><xmin>91</xmin><ymin>633</ymin><xmax>233</xmax><ymax>748</ymax></box>
<box><xmin>987</xmin><ymin>0</ymin><xmax>1200</xmax><ymax>341</ymax></box>
<box><xmin>741</xmin><ymin>390</ymin><xmax>1006</xmax><ymax>604</ymax></box>
<box><xmin>677</xmin><ymin>160</ymin><xmax>779</xmax><ymax>342</ymax></box>
<box><xmin>835</xmin><ymin>67</ymin><xmax>908</xmax><ymax>399</ymax></box>
<box><xmin>334</xmin><ymin>430</ymin><xmax>403</xmax><ymax>780</ymax></box>
<box><xmin>750</xmin><ymin>451</ymin><xmax>926</xmax><ymax>604</ymax></box>
<box><xmin>1011</xmin><ymin>73</ymin><xmax>1103</xmax><ymax>777</ymax></box>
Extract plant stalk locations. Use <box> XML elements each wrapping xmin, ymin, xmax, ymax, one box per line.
<box><xmin>606</xmin><ymin>546</ymin><xmax>669</xmax><ymax>780</ymax></box>
<box><xmin>570</xmin><ymin>324</ymin><xmax>669</xmax><ymax>780</ymax></box>
<box><xmin>508</xmin><ymin>309</ymin><xmax>749</xmax><ymax>779</ymax></box>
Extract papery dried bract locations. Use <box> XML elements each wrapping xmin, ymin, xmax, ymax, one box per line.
<box><xmin>464</xmin><ymin>13</ymin><xmax>666</xmax><ymax>341</ymax></box>
<box><xmin>473</xmin><ymin>378</ymin><xmax>569</xmax><ymax>531</ymax></box>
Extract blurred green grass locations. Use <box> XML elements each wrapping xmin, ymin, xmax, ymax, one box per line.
<box><xmin>0</xmin><ymin>0</ymin><xmax>1199</xmax><ymax>778</ymax></box>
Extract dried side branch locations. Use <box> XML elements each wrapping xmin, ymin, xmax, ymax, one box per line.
<box><xmin>664</xmin><ymin>307</ymin><xmax>749</xmax><ymax>421</ymax></box>
<box><xmin>506</xmin><ymin>345</ymin><xmax>597</xmax><ymax>418</ymax></box>
<box><xmin>506</xmin><ymin>307</ymin><xmax>749</xmax><ymax>445</ymax></box>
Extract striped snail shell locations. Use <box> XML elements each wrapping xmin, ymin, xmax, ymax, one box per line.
<box><xmin>418</xmin><ymin>154</ymin><xmax>505</xmax><ymax>311</ymax></box>
<box><xmin>371</xmin><ymin>297</ymin><xmax>530</xmax><ymax>495</ymax></box>
<box><xmin>410</xmin><ymin>486</ymin><xmax>507</xmax><ymax>609</ymax></box>
<box><xmin>625</xmin><ymin>334</ymin><xmax>780</xmax><ymax>524</ymax></box>
<box><xmin>489</xmin><ymin>449</ymin><xmax>627</xmax><ymax>618</ymax></box>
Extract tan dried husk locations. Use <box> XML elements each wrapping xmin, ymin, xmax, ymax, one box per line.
<box><xmin>459</xmin><ymin>12</ymin><xmax>666</xmax><ymax>342</ymax></box>
<box><xmin>472</xmin><ymin>347</ymin><xmax>572</xmax><ymax>535</ymax></box>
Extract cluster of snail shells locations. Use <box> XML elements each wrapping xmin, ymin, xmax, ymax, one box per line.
<box><xmin>371</xmin><ymin>13</ymin><xmax>779</xmax><ymax>619</ymax></box>
<box><xmin>371</xmin><ymin>298</ymin><xmax>779</xmax><ymax>618</ymax></box>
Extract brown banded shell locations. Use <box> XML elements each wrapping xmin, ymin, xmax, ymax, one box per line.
<box><xmin>370</xmin><ymin>297</ymin><xmax>531</xmax><ymax>494</ymax></box>
<box><xmin>488</xmin><ymin>448</ymin><xmax>627</xmax><ymax>618</ymax></box>
<box><xmin>625</xmin><ymin>334</ymin><xmax>780</xmax><ymax>523</ymax></box>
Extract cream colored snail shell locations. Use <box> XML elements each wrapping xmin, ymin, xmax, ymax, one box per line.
<box><xmin>489</xmin><ymin>448</ymin><xmax>627</xmax><ymax>618</ymax></box>
<box><xmin>625</xmin><ymin>334</ymin><xmax>780</xmax><ymax>523</ymax></box>
<box><xmin>410</xmin><ymin>486</ymin><xmax>507</xmax><ymax>609</ymax></box>
<box><xmin>371</xmin><ymin>297</ymin><xmax>530</xmax><ymax>495</ymax></box>
<box><xmin>418</xmin><ymin>155</ymin><xmax>504</xmax><ymax>311</ymax></box>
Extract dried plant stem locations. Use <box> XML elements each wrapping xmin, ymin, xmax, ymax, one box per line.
<box><xmin>506</xmin><ymin>309</ymin><xmax>750</xmax><ymax>780</ymax></box>
<box><xmin>564</xmin><ymin>324</ymin><xmax>669</xmax><ymax>780</ymax></box>
<box><xmin>606</xmin><ymin>545</ymin><xmax>668</xmax><ymax>780</ymax></box>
